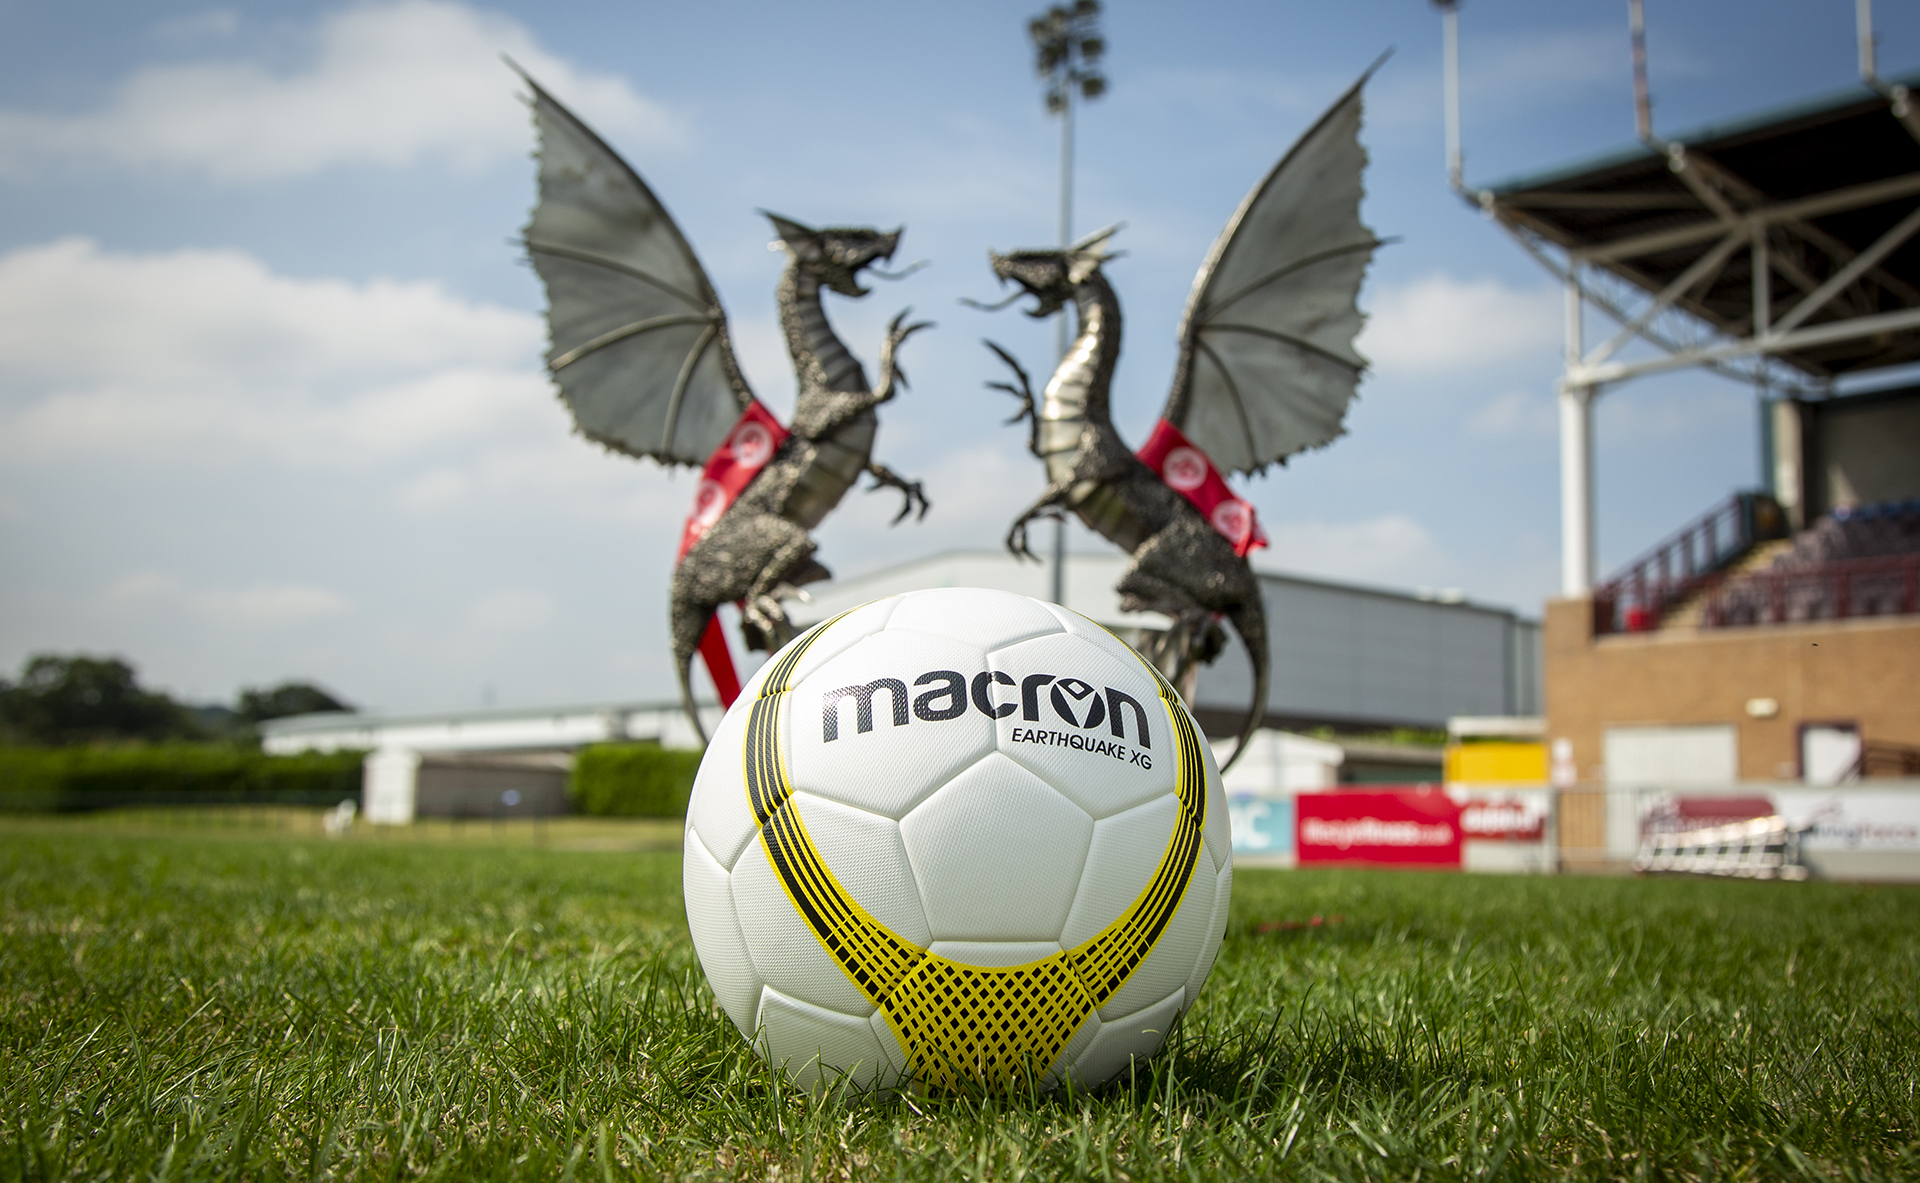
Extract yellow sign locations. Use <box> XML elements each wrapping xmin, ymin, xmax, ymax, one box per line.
<box><xmin>1445</xmin><ymin>742</ymin><xmax>1548</xmax><ymax>785</ymax></box>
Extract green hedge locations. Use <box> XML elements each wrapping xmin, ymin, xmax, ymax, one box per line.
<box><xmin>0</xmin><ymin>745</ymin><xmax>364</xmax><ymax>812</ymax></box>
<box><xmin>569</xmin><ymin>743</ymin><xmax>703</xmax><ymax>817</ymax></box>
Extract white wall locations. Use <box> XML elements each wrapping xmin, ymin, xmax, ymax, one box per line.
<box><xmin>1220</xmin><ymin>730</ymin><xmax>1344</xmax><ymax>797</ymax></box>
<box><xmin>362</xmin><ymin>749</ymin><xmax>421</xmax><ymax>825</ymax></box>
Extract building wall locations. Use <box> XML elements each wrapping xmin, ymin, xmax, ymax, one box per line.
<box><xmin>782</xmin><ymin>550</ymin><xmax>1540</xmax><ymax>736</ymax></box>
<box><xmin>1810</xmin><ymin>386</ymin><xmax>1920</xmax><ymax>517</ymax></box>
<box><xmin>1775</xmin><ymin>384</ymin><xmax>1920</xmax><ymax>524</ymax></box>
<box><xmin>1543</xmin><ymin>596</ymin><xmax>1920</xmax><ymax>787</ymax></box>
<box><xmin>1197</xmin><ymin>576</ymin><xmax>1537</xmax><ymax>731</ymax></box>
<box><xmin>414</xmin><ymin>756</ymin><xmax>572</xmax><ymax>818</ymax></box>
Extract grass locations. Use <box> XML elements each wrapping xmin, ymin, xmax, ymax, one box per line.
<box><xmin>1</xmin><ymin>813</ymin><xmax>1917</xmax><ymax>1181</ymax></box>
<box><xmin>0</xmin><ymin>808</ymin><xmax>685</xmax><ymax>851</ymax></box>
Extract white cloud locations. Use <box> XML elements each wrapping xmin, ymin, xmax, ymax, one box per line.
<box><xmin>105</xmin><ymin>572</ymin><xmax>351</xmax><ymax>628</ymax></box>
<box><xmin>1469</xmin><ymin>389</ymin><xmax>1558</xmax><ymax>437</ymax></box>
<box><xmin>466</xmin><ymin>590</ymin><xmax>553</xmax><ymax>633</ymax></box>
<box><xmin>0</xmin><ymin>237</ymin><xmax>546</xmax><ymax>465</ymax></box>
<box><xmin>0</xmin><ymin>0</ymin><xmax>679</xmax><ymax>181</ymax></box>
<box><xmin>1367</xmin><ymin>28</ymin><xmax>1625</xmax><ymax>132</ymax></box>
<box><xmin>0</xmin><ymin>236</ymin><xmax>693</xmax><ymax>549</ymax></box>
<box><xmin>1361</xmin><ymin>272</ymin><xmax>1559</xmax><ymax>374</ymax></box>
<box><xmin>1258</xmin><ymin>514</ymin><xmax>1451</xmax><ymax>588</ymax></box>
<box><xmin>153</xmin><ymin>8</ymin><xmax>241</xmax><ymax>44</ymax></box>
<box><xmin>1461</xmin><ymin>29</ymin><xmax>1627</xmax><ymax>99</ymax></box>
<box><xmin>202</xmin><ymin>584</ymin><xmax>353</xmax><ymax>626</ymax></box>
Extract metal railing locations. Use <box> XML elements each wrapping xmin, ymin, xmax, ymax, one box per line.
<box><xmin>1702</xmin><ymin>552</ymin><xmax>1920</xmax><ymax>628</ymax></box>
<box><xmin>1594</xmin><ymin>491</ymin><xmax>1788</xmax><ymax>634</ymax></box>
<box><xmin>1860</xmin><ymin>741</ymin><xmax>1920</xmax><ymax>779</ymax></box>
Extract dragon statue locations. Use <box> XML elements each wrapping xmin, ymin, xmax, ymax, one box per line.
<box><xmin>978</xmin><ymin>69</ymin><xmax>1381</xmax><ymax>772</ymax></box>
<box><xmin>517</xmin><ymin>70</ymin><xmax>929</xmax><ymax>742</ymax></box>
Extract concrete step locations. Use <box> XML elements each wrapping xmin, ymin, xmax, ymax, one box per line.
<box><xmin>1660</xmin><ymin>539</ymin><xmax>1796</xmax><ymax>629</ymax></box>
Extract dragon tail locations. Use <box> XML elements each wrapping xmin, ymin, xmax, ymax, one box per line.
<box><xmin>1218</xmin><ymin>598</ymin><xmax>1270</xmax><ymax>775</ymax></box>
<box><xmin>670</xmin><ymin>593</ymin><xmax>712</xmax><ymax>748</ymax></box>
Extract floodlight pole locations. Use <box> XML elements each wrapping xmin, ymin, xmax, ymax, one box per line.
<box><xmin>1439</xmin><ymin>0</ymin><xmax>1463</xmax><ymax>191</ymax></box>
<box><xmin>1629</xmin><ymin>0</ymin><xmax>1654</xmax><ymax>143</ymax></box>
<box><xmin>1029</xmin><ymin>0</ymin><xmax>1107</xmax><ymax>606</ymax></box>
<box><xmin>1858</xmin><ymin>0</ymin><xmax>1877</xmax><ymax>85</ymax></box>
<box><xmin>1052</xmin><ymin>82</ymin><xmax>1075</xmax><ymax>606</ymax></box>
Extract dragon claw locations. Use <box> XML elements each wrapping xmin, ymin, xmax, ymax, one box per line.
<box><xmin>866</xmin><ymin>464</ymin><xmax>928</xmax><ymax>526</ymax></box>
<box><xmin>886</xmin><ymin>480</ymin><xmax>928</xmax><ymax>525</ymax></box>
<box><xmin>1006</xmin><ymin>522</ymin><xmax>1033</xmax><ymax>561</ymax></box>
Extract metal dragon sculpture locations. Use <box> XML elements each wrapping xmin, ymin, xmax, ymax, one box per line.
<box><xmin>517</xmin><ymin>71</ymin><xmax>929</xmax><ymax>741</ymax></box>
<box><xmin>978</xmin><ymin>69</ymin><xmax>1381</xmax><ymax>771</ymax></box>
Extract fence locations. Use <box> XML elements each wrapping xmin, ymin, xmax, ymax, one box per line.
<box><xmin>1593</xmin><ymin>492</ymin><xmax>1787</xmax><ymax>634</ymax></box>
<box><xmin>1702</xmin><ymin>552</ymin><xmax>1920</xmax><ymax>627</ymax></box>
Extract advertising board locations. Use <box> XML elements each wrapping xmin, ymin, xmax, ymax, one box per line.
<box><xmin>1296</xmin><ymin>788</ymin><xmax>1461</xmax><ymax>867</ymax></box>
<box><xmin>1228</xmin><ymin>793</ymin><xmax>1294</xmax><ymax>862</ymax></box>
<box><xmin>1629</xmin><ymin>786</ymin><xmax>1920</xmax><ymax>881</ymax></box>
<box><xmin>1774</xmin><ymin>789</ymin><xmax>1920</xmax><ymax>851</ymax></box>
<box><xmin>1456</xmin><ymin>790</ymin><xmax>1549</xmax><ymax>841</ymax></box>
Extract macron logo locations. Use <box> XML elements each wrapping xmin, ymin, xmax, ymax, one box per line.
<box><xmin>821</xmin><ymin>670</ymin><xmax>1152</xmax><ymax>750</ymax></box>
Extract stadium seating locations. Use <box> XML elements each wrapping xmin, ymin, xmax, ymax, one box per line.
<box><xmin>1705</xmin><ymin>499</ymin><xmax>1920</xmax><ymax>627</ymax></box>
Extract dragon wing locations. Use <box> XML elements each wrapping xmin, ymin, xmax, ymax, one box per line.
<box><xmin>1161</xmin><ymin>65</ymin><xmax>1381</xmax><ymax>476</ymax></box>
<box><xmin>518</xmin><ymin>68</ymin><xmax>753</xmax><ymax>467</ymax></box>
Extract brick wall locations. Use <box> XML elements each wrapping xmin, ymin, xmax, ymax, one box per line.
<box><xmin>1543</xmin><ymin>598</ymin><xmax>1920</xmax><ymax>787</ymax></box>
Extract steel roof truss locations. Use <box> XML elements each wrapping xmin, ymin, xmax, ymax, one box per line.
<box><xmin>1571</xmin><ymin>304</ymin><xmax>1920</xmax><ymax>387</ymax></box>
<box><xmin>1582</xmin><ymin>229</ymin><xmax>1744</xmax><ymax>371</ymax></box>
<box><xmin>1570</xmin><ymin>169</ymin><xmax>1920</xmax><ymax>265</ymax></box>
<box><xmin>1771</xmin><ymin>201</ymin><xmax>1920</xmax><ymax>335</ymax></box>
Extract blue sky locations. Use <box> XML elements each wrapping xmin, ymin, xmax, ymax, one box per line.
<box><xmin>2</xmin><ymin>0</ymin><xmax>1915</xmax><ymax>711</ymax></box>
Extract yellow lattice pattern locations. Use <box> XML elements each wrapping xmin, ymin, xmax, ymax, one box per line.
<box><xmin>1069</xmin><ymin>696</ymin><xmax>1206</xmax><ymax>998</ymax></box>
<box><xmin>888</xmin><ymin>950</ymin><xmax>1094</xmax><ymax>1091</ymax></box>
<box><xmin>763</xmin><ymin>797</ymin><xmax>920</xmax><ymax>1001</ymax></box>
<box><xmin>743</xmin><ymin>610</ymin><xmax>1206</xmax><ymax>1091</ymax></box>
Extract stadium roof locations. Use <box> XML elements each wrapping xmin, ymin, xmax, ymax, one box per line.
<box><xmin>1483</xmin><ymin>70</ymin><xmax>1920</xmax><ymax>380</ymax></box>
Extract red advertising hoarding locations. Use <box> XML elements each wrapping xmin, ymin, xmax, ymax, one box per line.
<box><xmin>1296</xmin><ymin>789</ymin><xmax>1462</xmax><ymax>867</ymax></box>
<box><xmin>1458</xmin><ymin>792</ymin><xmax>1548</xmax><ymax>842</ymax></box>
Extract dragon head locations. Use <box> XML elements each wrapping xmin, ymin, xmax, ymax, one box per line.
<box><xmin>763</xmin><ymin>213</ymin><xmax>903</xmax><ymax>297</ymax></box>
<box><xmin>983</xmin><ymin>225</ymin><xmax>1124</xmax><ymax>318</ymax></box>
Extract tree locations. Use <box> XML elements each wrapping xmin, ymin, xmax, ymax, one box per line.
<box><xmin>0</xmin><ymin>654</ymin><xmax>202</xmax><ymax>746</ymax></box>
<box><xmin>237</xmin><ymin>682</ymin><xmax>353</xmax><ymax>724</ymax></box>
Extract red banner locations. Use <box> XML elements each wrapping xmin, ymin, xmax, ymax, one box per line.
<box><xmin>1135</xmin><ymin>418</ymin><xmax>1268</xmax><ymax>557</ymax></box>
<box><xmin>678</xmin><ymin>402</ymin><xmax>790</xmax><ymax>707</ymax></box>
<box><xmin>1641</xmin><ymin>795</ymin><xmax>1776</xmax><ymax>839</ymax></box>
<box><xmin>1456</xmin><ymin>792</ymin><xmax>1548</xmax><ymax>842</ymax></box>
<box><xmin>678</xmin><ymin>401</ymin><xmax>789</xmax><ymax>561</ymax></box>
<box><xmin>1296</xmin><ymin>789</ymin><xmax>1462</xmax><ymax>867</ymax></box>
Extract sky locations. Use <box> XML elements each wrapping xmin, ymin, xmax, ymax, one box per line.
<box><xmin>2</xmin><ymin>0</ymin><xmax>1916</xmax><ymax>713</ymax></box>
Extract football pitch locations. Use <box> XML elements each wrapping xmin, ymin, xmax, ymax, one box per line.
<box><xmin>2</xmin><ymin>814</ymin><xmax>1916</xmax><ymax>1181</ymax></box>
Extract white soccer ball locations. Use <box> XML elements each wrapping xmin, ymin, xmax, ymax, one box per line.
<box><xmin>682</xmin><ymin>588</ymin><xmax>1233</xmax><ymax>1093</ymax></box>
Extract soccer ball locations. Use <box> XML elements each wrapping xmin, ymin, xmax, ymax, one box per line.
<box><xmin>682</xmin><ymin>588</ymin><xmax>1233</xmax><ymax>1092</ymax></box>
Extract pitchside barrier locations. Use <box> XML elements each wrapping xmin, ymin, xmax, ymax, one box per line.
<box><xmin>1633</xmin><ymin>814</ymin><xmax>1810</xmax><ymax>880</ymax></box>
<box><xmin>1560</xmin><ymin>780</ymin><xmax>1920</xmax><ymax>882</ymax></box>
<box><xmin>1228</xmin><ymin>785</ymin><xmax>1555</xmax><ymax>873</ymax></box>
<box><xmin>1227</xmin><ymin>780</ymin><xmax>1920</xmax><ymax>880</ymax></box>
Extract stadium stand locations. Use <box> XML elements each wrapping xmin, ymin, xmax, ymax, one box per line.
<box><xmin>1704</xmin><ymin>499</ymin><xmax>1920</xmax><ymax>626</ymax></box>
